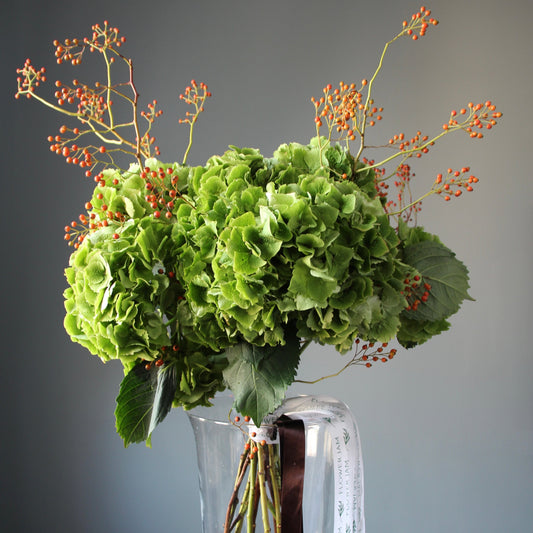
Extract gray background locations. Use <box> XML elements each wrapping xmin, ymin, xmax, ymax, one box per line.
<box><xmin>2</xmin><ymin>0</ymin><xmax>532</xmax><ymax>532</ymax></box>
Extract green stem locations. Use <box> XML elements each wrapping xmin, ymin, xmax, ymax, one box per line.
<box><xmin>258</xmin><ymin>445</ymin><xmax>271</xmax><ymax>533</ymax></box>
<box><xmin>387</xmin><ymin>188</ymin><xmax>438</xmax><ymax>217</ymax></box>
<box><xmin>24</xmin><ymin>92</ymin><xmax>80</xmax><ymax>119</ymax></box>
<box><xmin>295</xmin><ymin>348</ymin><xmax>366</xmax><ymax>384</ymax></box>
<box><xmin>299</xmin><ymin>339</ymin><xmax>312</xmax><ymax>355</ymax></box>
<box><xmin>268</xmin><ymin>445</ymin><xmax>282</xmax><ymax>532</ymax></box>
<box><xmin>232</xmin><ymin>478</ymin><xmax>251</xmax><ymax>533</ymax></box>
<box><xmin>361</xmin><ymin>129</ymin><xmax>449</xmax><ymax>172</ymax></box>
<box><xmin>182</xmin><ymin>119</ymin><xmax>195</xmax><ymax>165</ymax></box>
<box><xmin>246</xmin><ymin>452</ymin><xmax>257</xmax><ymax>532</ymax></box>
<box><xmin>354</xmin><ymin>37</ymin><xmax>395</xmax><ymax>164</ymax></box>
<box><xmin>224</xmin><ymin>446</ymin><xmax>251</xmax><ymax>533</ymax></box>
<box><xmin>103</xmin><ymin>51</ymin><xmax>114</xmax><ymax>129</ymax></box>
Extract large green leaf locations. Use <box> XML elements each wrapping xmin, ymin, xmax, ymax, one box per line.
<box><xmin>115</xmin><ymin>361</ymin><xmax>177</xmax><ymax>447</ymax></box>
<box><xmin>222</xmin><ymin>333</ymin><xmax>300</xmax><ymax>425</ymax></box>
<box><xmin>402</xmin><ymin>240</ymin><xmax>472</xmax><ymax>322</ymax></box>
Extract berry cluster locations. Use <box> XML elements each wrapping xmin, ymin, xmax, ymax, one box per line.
<box><xmin>63</xmin><ymin>162</ymin><xmax>190</xmax><ymax>248</ymax></box>
<box><xmin>143</xmin><ymin>344</ymin><xmax>181</xmax><ymax>371</ymax></box>
<box><xmin>140</xmin><ymin>165</ymin><xmax>188</xmax><ymax>219</ymax></box>
<box><xmin>178</xmin><ymin>80</ymin><xmax>212</xmax><ymax>124</ymax></box>
<box><xmin>401</xmin><ymin>275</ymin><xmax>432</xmax><ymax>312</ymax></box>
<box><xmin>48</xmin><ymin>125</ymin><xmax>114</xmax><ymax>177</ymax></box>
<box><xmin>402</xmin><ymin>6</ymin><xmax>439</xmax><ymax>41</ymax></box>
<box><xmin>311</xmin><ymin>81</ymin><xmax>383</xmax><ymax>144</ymax></box>
<box><xmin>443</xmin><ymin>101</ymin><xmax>501</xmax><ymax>139</ymax></box>
<box><xmin>378</xmin><ymin>163</ymin><xmax>423</xmax><ymax>223</ymax></box>
<box><xmin>63</xmin><ymin>189</ymin><xmax>127</xmax><ymax>249</ymax></box>
<box><xmin>54</xmin><ymin>21</ymin><xmax>126</xmax><ymax>65</ymax></box>
<box><xmin>351</xmin><ymin>339</ymin><xmax>398</xmax><ymax>368</ymax></box>
<box><xmin>432</xmin><ymin>167</ymin><xmax>479</xmax><ymax>202</ymax></box>
<box><xmin>15</xmin><ymin>22</ymin><xmax>212</xmax><ymax>250</ymax></box>
<box><xmin>15</xmin><ymin>59</ymin><xmax>47</xmax><ymax>98</ymax></box>
<box><xmin>387</xmin><ymin>130</ymin><xmax>432</xmax><ymax>159</ymax></box>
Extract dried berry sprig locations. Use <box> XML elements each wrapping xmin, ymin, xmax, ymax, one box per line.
<box><xmin>376</xmin><ymin>101</ymin><xmax>501</xmax><ymax>172</ymax></box>
<box><xmin>353</xmin><ymin>6</ymin><xmax>438</xmax><ymax>161</ymax></box>
<box><xmin>311</xmin><ymin>80</ymin><xmax>382</xmax><ymax>146</ymax></box>
<box><xmin>295</xmin><ymin>340</ymin><xmax>398</xmax><ymax>383</ymax></box>
<box><xmin>47</xmin><ymin>125</ymin><xmax>127</xmax><ymax>177</ymax></box>
<box><xmin>140</xmin><ymin>164</ymin><xmax>194</xmax><ymax>216</ymax></box>
<box><xmin>310</xmin><ymin>6</ymin><xmax>501</xmax><ymax>224</ymax></box>
<box><xmin>368</xmin><ymin>101</ymin><xmax>498</xmax><ymax>223</ymax></box>
<box><xmin>62</xmin><ymin>159</ymin><xmax>194</xmax><ymax>249</ymax></box>
<box><xmin>381</xmin><ymin>165</ymin><xmax>480</xmax><ymax>225</ymax></box>
<box><xmin>311</xmin><ymin>7</ymin><xmax>438</xmax><ymax>162</ymax></box>
<box><xmin>376</xmin><ymin>163</ymin><xmax>422</xmax><ymax>225</ymax></box>
<box><xmin>63</xmin><ymin>194</ymin><xmax>128</xmax><ymax>249</ymax></box>
<box><xmin>178</xmin><ymin>79</ymin><xmax>212</xmax><ymax>164</ymax></box>
<box><xmin>15</xmin><ymin>22</ymin><xmax>161</xmax><ymax>175</ymax></box>
<box><xmin>142</xmin><ymin>343</ymin><xmax>181</xmax><ymax>371</ymax></box>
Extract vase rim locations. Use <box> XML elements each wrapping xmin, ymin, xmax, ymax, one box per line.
<box><xmin>186</xmin><ymin>393</ymin><xmax>343</xmax><ymax>425</ymax></box>
<box><xmin>187</xmin><ymin>392</ymin><xmax>237</xmax><ymax>424</ymax></box>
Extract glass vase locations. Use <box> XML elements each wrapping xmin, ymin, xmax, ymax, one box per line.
<box><xmin>188</xmin><ymin>394</ymin><xmax>365</xmax><ymax>533</ymax></box>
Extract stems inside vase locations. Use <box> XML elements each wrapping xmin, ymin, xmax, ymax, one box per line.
<box><xmin>223</xmin><ymin>438</ymin><xmax>281</xmax><ymax>532</ymax></box>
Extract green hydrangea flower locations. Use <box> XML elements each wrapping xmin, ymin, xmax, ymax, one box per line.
<box><xmin>64</xmin><ymin>217</ymin><xmax>180</xmax><ymax>366</ymax></box>
<box><xmin>172</xmin><ymin>138</ymin><xmax>412</xmax><ymax>352</ymax></box>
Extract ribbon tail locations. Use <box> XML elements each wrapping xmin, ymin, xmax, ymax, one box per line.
<box><xmin>276</xmin><ymin>414</ymin><xmax>305</xmax><ymax>533</ymax></box>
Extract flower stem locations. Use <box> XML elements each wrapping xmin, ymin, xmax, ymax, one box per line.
<box><xmin>268</xmin><ymin>445</ymin><xmax>282</xmax><ymax>531</ymax></box>
<box><xmin>258</xmin><ymin>445</ymin><xmax>271</xmax><ymax>532</ymax></box>
<box><xmin>246</xmin><ymin>452</ymin><xmax>257</xmax><ymax>531</ymax></box>
<box><xmin>182</xmin><ymin>117</ymin><xmax>196</xmax><ymax>165</ymax></box>
<box><xmin>224</xmin><ymin>446</ymin><xmax>251</xmax><ymax>532</ymax></box>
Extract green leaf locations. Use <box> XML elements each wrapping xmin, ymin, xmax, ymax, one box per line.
<box><xmin>402</xmin><ymin>240</ymin><xmax>472</xmax><ymax>322</ymax></box>
<box><xmin>115</xmin><ymin>361</ymin><xmax>177</xmax><ymax>446</ymax></box>
<box><xmin>222</xmin><ymin>333</ymin><xmax>300</xmax><ymax>425</ymax></box>
<box><xmin>397</xmin><ymin>315</ymin><xmax>451</xmax><ymax>348</ymax></box>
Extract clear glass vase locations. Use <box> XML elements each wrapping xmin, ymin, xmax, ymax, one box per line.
<box><xmin>188</xmin><ymin>394</ymin><xmax>365</xmax><ymax>533</ymax></box>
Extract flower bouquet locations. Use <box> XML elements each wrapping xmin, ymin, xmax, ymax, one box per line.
<box><xmin>15</xmin><ymin>6</ymin><xmax>500</xmax><ymax>532</ymax></box>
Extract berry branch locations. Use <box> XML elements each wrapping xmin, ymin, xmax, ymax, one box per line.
<box><xmin>311</xmin><ymin>6</ymin><xmax>438</xmax><ymax>162</ymax></box>
<box><xmin>310</xmin><ymin>6</ymin><xmax>501</xmax><ymax>225</ymax></box>
<box><xmin>15</xmin><ymin>21</ymin><xmax>162</xmax><ymax>175</ymax></box>
<box><xmin>353</xmin><ymin>7</ymin><xmax>439</xmax><ymax>162</ymax></box>
<box><xmin>179</xmin><ymin>80</ymin><xmax>212</xmax><ymax>165</ymax></box>
<box><xmin>295</xmin><ymin>340</ymin><xmax>398</xmax><ymax>384</ymax></box>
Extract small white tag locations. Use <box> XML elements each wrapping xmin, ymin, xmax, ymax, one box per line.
<box><xmin>246</xmin><ymin>423</ymin><xmax>279</xmax><ymax>445</ymax></box>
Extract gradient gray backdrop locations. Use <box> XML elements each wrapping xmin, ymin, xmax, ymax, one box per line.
<box><xmin>2</xmin><ymin>0</ymin><xmax>532</xmax><ymax>532</ymax></box>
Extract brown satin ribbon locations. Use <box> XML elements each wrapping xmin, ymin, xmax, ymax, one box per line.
<box><xmin>275</xmin><ymin>414</ymin><xmax>305</xmax><ymax>533</ymax></box>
